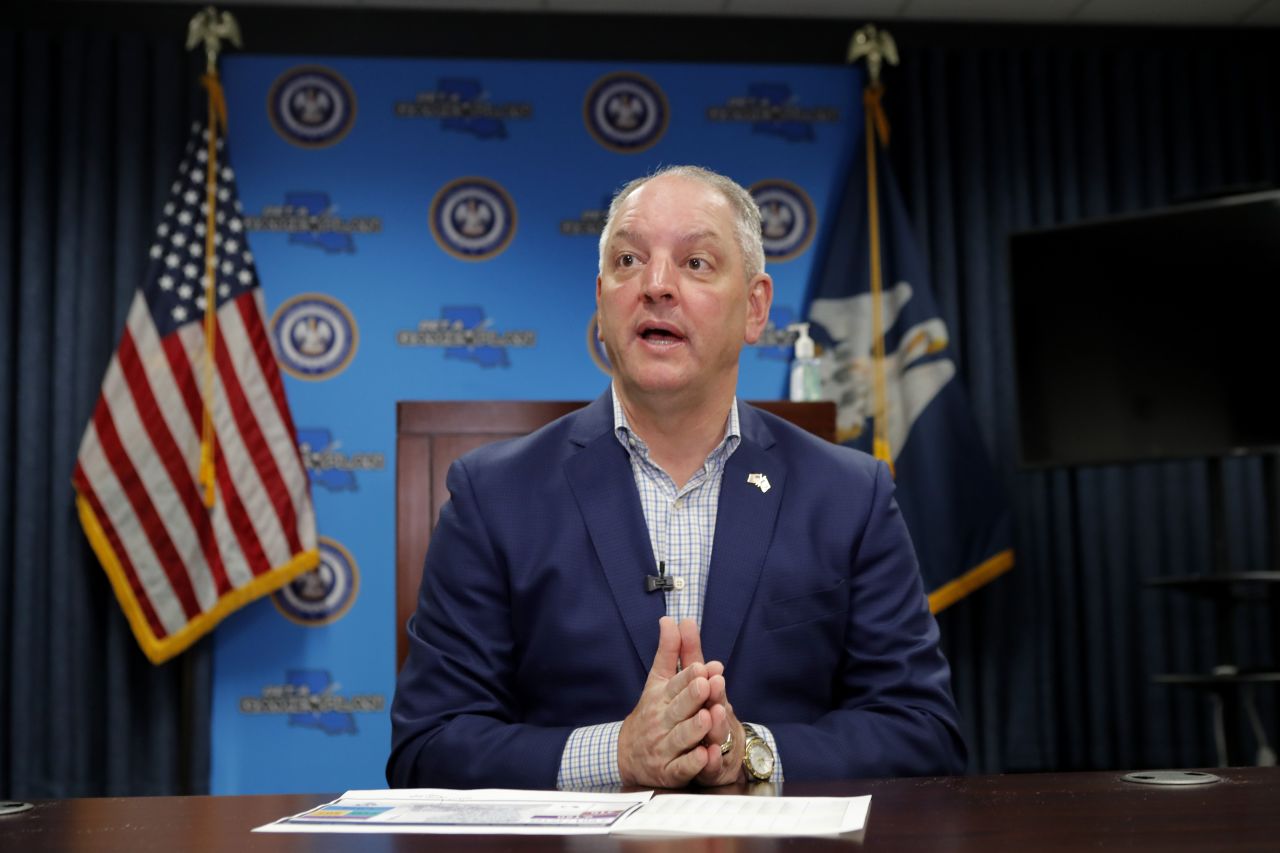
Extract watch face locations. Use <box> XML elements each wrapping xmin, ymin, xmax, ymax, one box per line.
<box><xmin>747</xmin><ymin>741</ymin><xmax>775</xmax><ymax>778</ymax></box>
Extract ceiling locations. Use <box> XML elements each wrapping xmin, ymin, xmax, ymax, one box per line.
<box><xmin>68</xmin><ymin>0</ymin><xmax>1280</xmax><ymax>26</ymax></box>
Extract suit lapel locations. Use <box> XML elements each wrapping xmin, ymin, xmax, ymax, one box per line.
<box><xmin>564</xmin><ymin>395</ymin><xmax>664</xmax><ymax>670</ymax></box>
<box><xmin>700</xmin><ymin>406</ymin><xmax>785</xmax><ymax>667</ymax></box>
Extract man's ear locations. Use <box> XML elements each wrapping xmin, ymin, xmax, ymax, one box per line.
<box><xmin>595</xmin><ymin>275</ymin><xmax>606</xmax><ymax>341</ymax></box>
<box><xmin>743</xmin><ymin>273</ymin><xmax>774</xmax><ymax>344</ymax></box>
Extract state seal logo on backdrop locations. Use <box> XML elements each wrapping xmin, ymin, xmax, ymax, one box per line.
<box><xmin>272</xmin><ymin>537</ymin><xmax>360</xmax><ymax>627</ymax></box>
<box><xmin>750</xmin><ymin>179</ymin><xmax>817</xmax><ymax>262</ymax></box>
<box><xmin>429</xmin><ymin>177</ymin><xmax>517</xmax><ymax>261</ymax></box>
<box><xmin>268</xmin><ymin>65</ymin><xmax>357</xmax><ymax>148</ymax></box>
<box><xmin>270</xmin><ymin>292</ymin><xmax>359</xmax><ymax>381</ymax></box>
<box><xmin>584</xmin><ymin>72</ymin><xmax>669</xmax><ymax>154</ymax></box>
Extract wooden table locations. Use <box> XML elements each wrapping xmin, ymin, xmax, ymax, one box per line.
<box><xmin>3</xmin><ymin>768</ymin><xmax>1277</xmax><ymax>851</ymax></box>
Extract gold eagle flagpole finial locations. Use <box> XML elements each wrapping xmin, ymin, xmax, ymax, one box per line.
<box><xmin>186</xmin><ymin>5</ymin><xmax>242</xmax><ymax>74</ymax></box>
<box><xmin>847</xmin><ymin>24</ymin><xmax>899</xmax><ymax>87</ymax></box>
<box><xmin>186</xmin><ymin>6</ymin><xmax>242</xmax><ymax>507</ymax></box>
<box><xmin>846</xmin><ymin>24</ymin><xmax>899</xmax><ymax>474</ymax></box>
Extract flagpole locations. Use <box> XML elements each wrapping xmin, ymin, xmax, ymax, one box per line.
<box><xmin>187</xmin><ymin>6</ymin><xmax>242</xmax><ymax>507</ymax></box>
<box><xmin>848</xmin><ymin>25</ymin><xmax>900</xmax><ymax>476</ymax></box>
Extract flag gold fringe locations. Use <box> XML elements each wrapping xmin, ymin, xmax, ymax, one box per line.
<box><xmin>75</xmin><ymin>492</ymin><xmax>319</xmax><ymax>664</ymax></box>
<box><xmin>928</xmin><ymin>548</ymin><xmax>1015</xmax><ymax>614</ymax></box>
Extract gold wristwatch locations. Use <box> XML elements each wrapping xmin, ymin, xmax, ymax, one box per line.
<box><xmin>740</xmin><ymin>723</ymin><xmax>775</xmax><ymax>782</ymax></box>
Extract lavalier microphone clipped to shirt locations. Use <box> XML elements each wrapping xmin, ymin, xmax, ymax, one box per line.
<box><xmin>645</xmin><ymin>560</ymin><xmax>685</xmax><ymax>592</ymax></box>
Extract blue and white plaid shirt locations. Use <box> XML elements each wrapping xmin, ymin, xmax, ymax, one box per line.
<box><xmin>556</xmin><ymin>388</ymin><xmax>783</xmax><ymax>789</ymax></box>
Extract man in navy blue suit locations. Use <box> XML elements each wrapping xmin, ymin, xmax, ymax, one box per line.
<box><xmin>388</xmin><ymin>166</ymin><xmax>965</xmax><ymax>790</ymax></box>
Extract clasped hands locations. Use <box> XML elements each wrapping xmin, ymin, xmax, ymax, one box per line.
<box><xmin>617</xmin><ymin>616</ymin><xmax>744</xmax><ymax>788</ymax></box>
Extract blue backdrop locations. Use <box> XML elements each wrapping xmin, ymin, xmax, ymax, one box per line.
<box><xmin>210</xmin><ymin>54</ymin><xmax>860</xmax><ymax>794</ymax></box>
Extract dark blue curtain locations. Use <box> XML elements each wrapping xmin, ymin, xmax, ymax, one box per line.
<box><xmin>0</xmin><ymin>28</ymin><xmax>210</xmax><ymax>798</ymax></box>
<box><xmin>886</xmin><ymin>40</ymin><xmax>1280</xmax><ymax>773</ymax></box>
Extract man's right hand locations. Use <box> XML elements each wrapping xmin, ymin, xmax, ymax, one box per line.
<box><xmin>617</xmin><ymin>616</ymin><xmax>725</xmax><ymax>787</ymax></box>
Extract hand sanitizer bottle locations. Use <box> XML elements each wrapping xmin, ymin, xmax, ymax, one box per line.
<box><xmin>788</xmin><ymin>322</ymin><xmax>822</xmax><ymax>402</ymax></box>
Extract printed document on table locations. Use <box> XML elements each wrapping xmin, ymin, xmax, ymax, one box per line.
<box><xmin>253</xmin><ymin>788</ymin><xmax>871</xmax><ymax>836</ymax></box>
<box><xmin>253</xmin><ymin>789</ymin><xmax>652</xmax><ymax>835</ymax></box>
<box><xmin>612</xmin><ymin>794</ymin><xmax>871</xmax><ymax>837</ymax></box>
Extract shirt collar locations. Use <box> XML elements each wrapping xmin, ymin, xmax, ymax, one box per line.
<box><xmin>611</xmin><ymin>384</ymin><xmax>741</xmax><ymax>460</ymax></box>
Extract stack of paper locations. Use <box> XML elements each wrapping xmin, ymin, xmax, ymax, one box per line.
<box><xmin>254</xmin><ymin>788</ymin><xmax>871</xmax><ymax>837</ymax></box>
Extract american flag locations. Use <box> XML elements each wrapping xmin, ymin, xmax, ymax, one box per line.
<box><xmin>72</xmin><ymin>121</ymin><xmax>318</xmax><ymax>664</ymax></box>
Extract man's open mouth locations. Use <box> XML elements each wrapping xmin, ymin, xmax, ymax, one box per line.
<box><xmin>639</xmin><ymin>324</ymin><xmax>685</xmax><ymax>345</ymax></box>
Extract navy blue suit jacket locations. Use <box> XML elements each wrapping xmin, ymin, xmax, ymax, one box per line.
<box><xmin>388</xmin><ymin>393</ymin><xmax>966</xmax><ymax>788</ymax></box>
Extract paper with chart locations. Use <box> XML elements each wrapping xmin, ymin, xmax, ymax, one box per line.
<box><xmin>254</xmin><ymin>788</ymin><xmax>651</xmax><ymax>835</ymax></box>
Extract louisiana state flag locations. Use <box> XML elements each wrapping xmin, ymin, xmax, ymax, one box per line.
<box><xmin>804</xmin><ymin>86</ymin><xmax>1012</xmax><ymax>612</ymax></box>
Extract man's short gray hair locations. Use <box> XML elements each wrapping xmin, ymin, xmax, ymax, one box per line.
<box><xmin>597</xmin><ymin>165</ymin><xmax>766</xmax><ymax>281</ymax></box>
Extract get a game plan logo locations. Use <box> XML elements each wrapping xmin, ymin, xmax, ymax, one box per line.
<box><xmin>296</xmin><ymin>428</ymin><xmax>385</xmax><ymax>493</ymax></box>
<box><xmin>397</xmin><ymin>306</ymin><xmax>536</xmax><ymax>369</ymax></box>
<box><xmin>243</xmin><ymin>191</ymin><xmax>381</xmax><ymax>254</ymax></box>
<box><xmin>239</xmin><ymin>669</ymin><xmax>384</xmax><ymax>736</ymax></box>
<box><xmin>393</xmin><ymin>78</ymin><xmax>533</xmax><ymax>139</ymax></box>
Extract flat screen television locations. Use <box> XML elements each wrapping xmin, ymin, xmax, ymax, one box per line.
<box><xmin>1009</xmin><ymin>189</ymin><xmax>1280</xmax><ymax>467</ymax></box>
